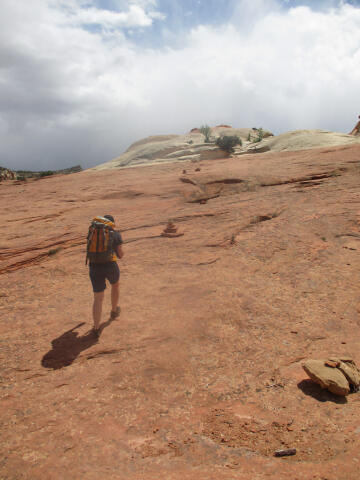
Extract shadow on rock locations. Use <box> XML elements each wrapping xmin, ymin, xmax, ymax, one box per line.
<box><xmin>297</xmin><ymin>379</ymin><xmax>348</xmax><ymax>404</ymax></box>
<box><xmin>42</xmin><ymin>317</ymin><xmax>116</xmax><ymax>370</ymax></box>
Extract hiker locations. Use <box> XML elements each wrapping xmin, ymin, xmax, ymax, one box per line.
<box><xmin>86</xmin><ymin>214</ymin><xmax>124</xmax><ymax>337</ymax></box>
<box><xmin>349</xmin><ymin>115</ymin><xmax>360</xmax><ymax>136</ymax></box>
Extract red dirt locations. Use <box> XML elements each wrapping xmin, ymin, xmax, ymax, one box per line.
<box><xmin>1</xmin><ymin>144</ymin><xmax>360</xmax><ymax>479</ymax></box>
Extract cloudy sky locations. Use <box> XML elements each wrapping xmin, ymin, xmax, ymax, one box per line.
<box><xmin>1</xmin><ymin>0</ymin><xmax>360</xmax><ymax>170</ymax></box>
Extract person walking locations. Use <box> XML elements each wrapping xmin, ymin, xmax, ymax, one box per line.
<box><xmin>86</xmin><ymin>214</ymin><xmax>124</xmax><ymax>337</ymax></box>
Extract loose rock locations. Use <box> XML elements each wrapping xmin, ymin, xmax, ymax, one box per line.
<box><xmin>302</xmin><ymin>359</ymin><xmax>350</xmax><ymax>396</ymax></box>
<box><xmin>274</xmin><ymin>448</ymin><xmax>297</xmax><ymax>457</ymax></box>
<box><xmin>330</xmin><ymin>358</ymin><xmax>360</xmax><ymax>392</ymax></box>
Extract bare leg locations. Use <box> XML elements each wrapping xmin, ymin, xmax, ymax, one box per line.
<box><xmin>93</xmin><ymin>291</ymin><xmax>104</xmax><ymax>330</ymax></box>
<box><xmin>111</xmin><ymin>281</ymin><xmax>120</xmax><ymax>312</ymax></box>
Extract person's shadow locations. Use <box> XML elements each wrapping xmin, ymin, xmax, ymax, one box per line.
<box><xmin>41</xmin><ymin>317</ymin><xmax>116</xmax><ymax>370</ymax></box>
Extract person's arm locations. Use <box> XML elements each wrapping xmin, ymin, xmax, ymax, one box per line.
<box><xmin>114</xmin><ymin>230</ymin><xmax>124</xmax><ymax>259</ymax></box>
<box><xmin>116</xmin><ymin>244</ymin><xmax>124</xmax><ymax>259</ymax></box>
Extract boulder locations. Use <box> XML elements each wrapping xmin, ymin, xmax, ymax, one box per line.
<box><xmin>0</xmin><ymin>167</ymin><xmax>17</xmax><ymax>181</ymax></box>
<box><xmin>302</xmin><ymin>359</ymin><xmax>350</xmax><ymax>396</ymax></box>
<box><xmin>329</xmin><ymin>357</ymin><xmax>360</xmax><ymax>392</ymax></box>
<box><xmin>246</xmin><ymin>144</ymin><xmax>271</xmax><ymax>154</ymax></box>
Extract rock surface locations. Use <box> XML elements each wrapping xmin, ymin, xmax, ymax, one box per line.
<box><xmin>239</xmin><ymin>129</ymin><xmax>360</xmax><ymax>154</ymax></box>
<box><xmin>302</xmin><ymin>359</ymin><xmax>350</xmax><ymax>395</ymax></box>
<box><xmin>92</xmin><ymin>127</ymin><xmax>360</xmax><ymax>171</ymax></box>
<box><xmin>331</xmin><ymin>358</ymin><xmax>360</xmax><ymax>390</ymax></box>
<box><xmin>2</xmin><ymin>143</ymin><xmax>360</xmax><ymax>479</ymax></box>
<box><xmin>92</xmin><ymin>126</ymin><xmax>273</xmax><ymax>170</ymax></box>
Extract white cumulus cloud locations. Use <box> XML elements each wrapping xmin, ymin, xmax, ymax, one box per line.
<box><xmin>0</xmin><ymin>0</ymin><xmax>359</xmax><ymax>170</ymax></box>
<box><xmin>70</xmin><ymin>4</ymin><xmax>165</xmax><ymax>28</ymax></box>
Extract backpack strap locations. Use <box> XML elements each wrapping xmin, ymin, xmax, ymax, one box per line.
<box><xmin>85</xmin><ymin>226</ymin><xmax>92</xmax><ymax>265</ymax></box>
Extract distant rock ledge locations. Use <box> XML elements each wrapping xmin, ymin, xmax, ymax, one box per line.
<box><xmin>0</xmin><ymin>165</ymin><xmax>83</xmax><ymax>182</ymax></box>
<box><xmin>14</xmin><ymin>165</ymin><xmax>82</xmax><ymax>180</ymax></box>
<box><xmin>91</xmin><ymin>126</ymin><xmax>273</xmax><ymax>171</ymax></box>
<box><xmin>92</xmin><ymin>126</ymin><xmax>360</xmax><ymax>171</ymax></box>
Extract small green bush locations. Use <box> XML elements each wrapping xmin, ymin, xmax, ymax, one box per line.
<box><xmin>199</xmin><ymin>125</ymin><xmax>212</xmax><ymax>143</ymax></box>
<box><xmin>215</xmin><ymin>135</ymin><xmax>242</xmax><ymax>153</ymax></box>
<box><xmin>252</xmin><ymin>127</ymin><xmax>264</xmax><ymax>143</ymax></box>
<box><xmin>48</xmin><ymin>247</ymin><xmax>62</xmax><ymax>256</ymax></box>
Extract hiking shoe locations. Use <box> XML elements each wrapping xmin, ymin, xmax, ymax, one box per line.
<box><xmin>110</xmin><ymin>306</ymin><xmax>121</xmax><ymax>319</ymax></box>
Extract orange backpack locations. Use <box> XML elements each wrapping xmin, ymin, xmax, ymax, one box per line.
<box><xmin>86</xmin><ymin>216</ymin><xmax>116</xmax><ymax>264</ymax></box>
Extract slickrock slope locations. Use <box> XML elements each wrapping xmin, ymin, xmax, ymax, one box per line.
<box><xmin>92</xmin><ymin>127</ymin><xmax>360</xmax><ymax>171</ymax></box>
<box><xmin>241</xmin><ymin>129</ymin><xmax>360</xmax><ymax>154</ymax></box>
<box><xmin>1</xmin><ymin>143</ymin><xmax>360</xmax><ymax>479</ymax></box>
<box><xmin>92</xmin><ymin>126</ymin><xmax>273</xmax><ymax>170</ymax></box>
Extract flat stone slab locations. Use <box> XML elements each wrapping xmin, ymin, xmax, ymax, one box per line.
<box><xmin>302</xmin><ymin>359</ymin><xmax>350</xmax><ymax>396</ymax></box>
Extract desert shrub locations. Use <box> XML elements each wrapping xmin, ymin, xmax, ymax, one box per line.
<box><xmin>247</xmin><ymin>133</ymin><xmax>251</xmax><ymax>142</ymax></box>
<box><xmin>215</xmin><ymin>135</ymin><xmax>242</xmax><ymax>153</ymax></box>
<box><xmin>199</xmin><ymin>125</ymin><xmax>212</xmax><ymax>143</ymax></box>
<box><xmin>252</xmin><ymin>127</ymin><xmax>264</xmax><ymax>143</ymax></box>
<box><xmin>48</xmin><ymin>247</ymin><xmax>62</xmax><ymax>256</ymax></box>
<box><xmin>39</xmin><ymin>170</ymin><xmax>55</xmax><ymax>177</ymax></box>
<box><xmin>188</xmin><ymin>139</ymin><xmax>193</xmax><ymax>144</ymax></box>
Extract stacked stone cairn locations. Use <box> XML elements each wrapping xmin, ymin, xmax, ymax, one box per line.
<box><xmin>161</xmin><ymin>221</ymin><xmax>184</xmax><ymax>238</ymax></box>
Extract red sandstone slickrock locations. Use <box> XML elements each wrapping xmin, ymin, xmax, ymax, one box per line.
<box><xmin>1</xmin><ymin>142</ymin><xmax>360</xmax><ymax>479</ymax></box>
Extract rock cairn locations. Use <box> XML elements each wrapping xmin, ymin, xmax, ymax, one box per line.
<box><xmin>161</xmin><ymin>221</ymin><xmax>184</xmax><ymax>238</ymax></box>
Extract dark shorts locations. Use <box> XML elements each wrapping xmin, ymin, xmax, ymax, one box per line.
<box><xmin>89</xmin><ymin>262</ymin><xmax>120</xmax><ymax>293</ymax></box>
